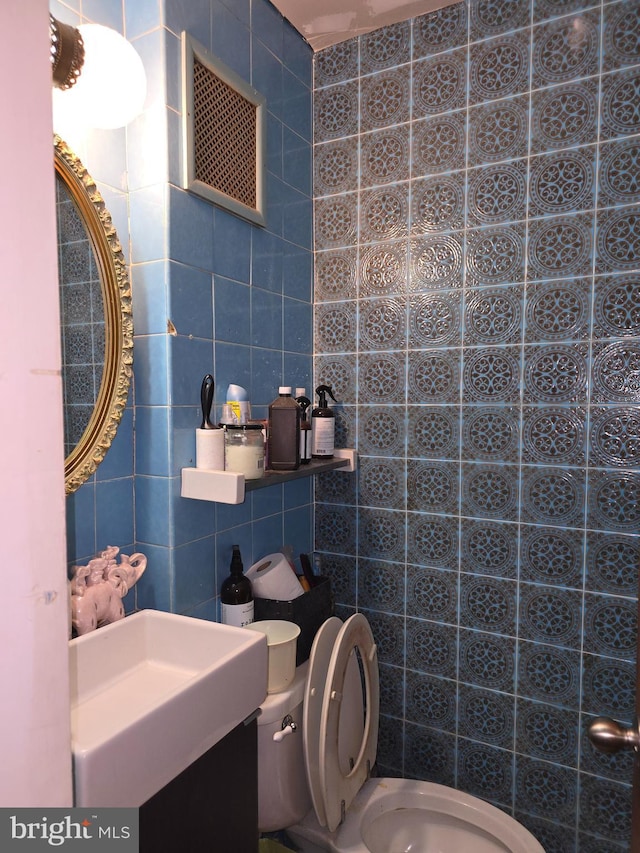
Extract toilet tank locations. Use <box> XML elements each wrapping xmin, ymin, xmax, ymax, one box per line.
<box><xmin>257</xmin><ymin>662</ymin><xmax>312</xmax><ymax>832</ymax></box>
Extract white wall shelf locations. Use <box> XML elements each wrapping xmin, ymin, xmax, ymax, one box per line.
<box><xmin>181</xmin><ymin>448</ymin><xmax>357</xmax><ymax>505</ymax></box>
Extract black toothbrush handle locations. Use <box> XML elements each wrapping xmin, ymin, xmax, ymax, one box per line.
<box><xmin>200</xmin><ymin>374</ymin><xmax>215</xmax><ymax>429</ymax></box>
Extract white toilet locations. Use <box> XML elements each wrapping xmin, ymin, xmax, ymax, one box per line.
<box><xmin>256</xmin><ymin>613</ymin><xmax>545</xmax><ymax>853</ymax></box>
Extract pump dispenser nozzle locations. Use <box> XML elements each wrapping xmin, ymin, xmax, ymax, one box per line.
<box><xmin>315</xmin><ymin>384</ymin><xmax>336</xmax><ymax>407</ymax></box>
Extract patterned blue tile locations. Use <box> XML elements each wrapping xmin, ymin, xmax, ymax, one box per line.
<box><xmin>461</xmin><ymin>462</ymin><xmax>519</xmax><ymax>521</ymax></box>
<box><xmin>588</xmin><ymin>469</ymin><xmax>640</xmax><ymax>534</ymax></box>
<box><xmin>519</xmin><ymin>582</ymin><xmax>583</xmax><ymax>649</ymax></box>
<box><xmin>413</xmin><ymin>49</ymin><xmax>467</xmax><ymax>116</ymax></box>
<box><xmin>360</xmin><ymin>126</ymin><xmax>410</xmax><ymax>189</ymax></box>
<box><xmin>522</xmin><ymin>405</ymin><xmax>586</xmax><ymax>466</ymax></box>
<box><xmin>531</xmin><ymin>9</ymin><xmax>601</xmax><ymax>89</ymax></box>
<box><xmin>470</xmin><ymin>0</ymin><xmax>530</xmax><ymax>41</ymax></box>
<box><xmin>359</xmin><ymin>405</ymin><xmax>406</xmax><ymax>457</ymax></box>
<box><xmin>359</xmin><ymin>507</ymin><xmax>406</xmax><ymax>562</ymax></box>
<box><xmin>457</xmin><ymin>739</ymin><xmax>514</xmax><ymax>806</ymax></box>
<box><xmin>530</xmin><ymin>77</ymin><xmax>599</xmax><ymax>154</ymax></box>
<box><xmin>600</xmin><ymin>67</ymin><xmax>640</xmax><ymax>140</ymax></box>
<box><xmin>517</xmin><ymin>639</ymin><xmax>581</xmax><ymax>707</ymax></box>
<box><xmin>469</xmin><ymin>32</ymin><xmax>530</xmax><ymax>104</ymax></box>
<box><xmin>405</xmin><ymin>670</ymin><xmax>455</xmax><ymax>730</ymax></box>
<box><xmin>603</xmin><ymin>0</ymin><xmax>640</xmax><ymax>73</ymax></box>
<box><xmin>406</xmin><ymin>618</ymin><xmax>457</xmax><ymax>678</ymax></box>
<box><xmin>407</xmin><ymin>461</ymin><xmax>459</xmax><ymax>514</ymax></box>
<box><xmin>598</xmin><ymin>138</ymin><xmax>640</xmax><ymax>209</ymax></box>
<box><xmin>407</xmin><ymin>405</ymin><xmax>459</xmax><ymax>460</ymax></box>
<box><xmin>527</xmin><ymin>212</ymin><xmax>594</xmax><ymax>280</ymax></box>
<box><xmin>359</xmin><ymin>456</ymin><xmax>407</xmax><ymax>510</ymax></box>
<box><xmin>583</xmin><ymin>592</ymin><xmax>637</xmax><ymax>658</ymax></box>
<box><xmin>579</xmin><ymin>774</ymin><xmax>633</xmax><ymax>847</ymax></box>
<box><xmin>405</xmin><ymin>722</ymin><xmax>456</xmax><ymax>786</ymax></box>
<box><xmin>413</xmin><ymin>3</ymin><xmax>468</xmax><ymax>58</ymax></box>
<box><xmin>460</xmin><ymin>574</ymin><xmax>517</xmax><ymax>634</ymax></box>
<box><xmin>468</xmin><ymin>95</ymin><xmax>530</xmax><ymax>166</ymax></box>
<box><xmin>315</xmin><ymin>138</ymin><xmax>359</xmax><ymax>195</ymax></box>
<box><xmin>596</xmin><ymin>204</ymin><xmax>640</xmax><ymax>273</ymax></box>
<box><xmin>525</xmin><ymin>277</ymin><xmax>592</xmax><ymax>342</ymax></box>
<box><xmin>459</xmin><ymin>628</ymin><xmax>516</xmax><ymax>693</ymax></box>
<box><xmin>360</xmin><ymin>20</ymin><xmax>410</xmax><ymax>74</ymax></box>
<box><xmin>467</xmin><ymin>161</ymin><xmax>527</xmax><ymax>227</ymax></box>
<box><xmin>360</xmin><ymin>68</ymin><xmax>411</xmax><ymax>133</ymax></box>
<box><xmin>529</xmin><ymin>147</ymin><xmax>597</xmax><ymax>218</ymax></box>
<box><xmin>313</xmin><ymin>81</ymin><xmax>359</xmax><ymax>142</ymax></box>
<box><xmin>461</xmin><ymin>519</ymin><xmax>518</xmax><ymax>578</ymax></box>
<box><xmin>581</xmin><ymin>652</ymin><xmax>636</xmax><ymax>718</ymax></box>
<box><xmin>516</xmin><ymin>698</ymin><xmax>579</xmax><ymax>766</ymax></box>
<box><xmin>358</xmin><ymin>558</ymin><xmax>405</xmax><ymax>613</ymax></box>
<box><xmin>520</xmin><ymin>524</ymin><xmax>584</xmax><ymax>588</ymax></box>
<box><xmin>515</xmin><ymin>755</ymin><xmax>578</xmax><ymax>824</ymax></box>
<box><xmin>364</xmin><ymin>608</ymin><xmax>405</xmax><ymax>666</ymax></box>
<box><xmin>461</xmin><ymin>406</ymin><xmax>520</xmax><ymax>462</ymax></box>
<box><xmin>458</xmin><ymin>685</ymin><xmax>515</xmax><ymax>749</ymax></box>
<box><xmin>407</xmin><ymin>513</ymin><xmax>458</xmax><ymax>569</ymax></box>
<box><xmin>520</xmin><ymin>465</ymin><xmax>586</xmax><ymax>527</ymax></box>
<box><xmin>406</xmin><ymin>564</ymin><xmax>457</xmax><ymax>623</ymax></box>
<box><xmin>412</xmin><ymin>111</ymin><xmax>467</xmax><ymax>176</ymax></box>
<box><xmin>409</xmin><ymin>349</ymin><xmax>461</xmax><ymax>403</ymax></box>
<box><xmin>585</xmin><ymin>531</ymin><xmax>640</xmax><ymax>596</ymax></box>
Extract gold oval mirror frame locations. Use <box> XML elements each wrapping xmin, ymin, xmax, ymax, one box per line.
<box><xmin>55</xmin><ymin>135</ymin><xmax>133</xmax><ymax>495</ymax></box>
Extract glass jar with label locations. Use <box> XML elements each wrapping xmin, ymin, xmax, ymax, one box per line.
<box><xmin>224</xmin><ymin>424</ymin><xmax>265</xmax><ymax>480</ymax></box>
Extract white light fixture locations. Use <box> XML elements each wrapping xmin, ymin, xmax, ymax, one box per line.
<box><xmin>51</xmin><ymin>16</ymin><xmax>146</xmax><ymax>132</ymax></box>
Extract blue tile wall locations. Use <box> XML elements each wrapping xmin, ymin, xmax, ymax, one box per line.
<box><xmin>313</xmin><ymin>1</ymin><xmax>640</xmax><ymax>850</ymax></box>
<box><xmin>64</xmin><ymin>0</ymin><xmax>313</xmax><ymax>620</ymax></box>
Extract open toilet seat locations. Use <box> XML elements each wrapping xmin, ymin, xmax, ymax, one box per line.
<box><xmin>304</xmin><ymin>614</ymin><xmax>380</xmax><ymax>833</ymax></box>
<box><xmin>294</xmin><ymin>613</ymin><xmax>546</xmax><ymax>853</ymax></box>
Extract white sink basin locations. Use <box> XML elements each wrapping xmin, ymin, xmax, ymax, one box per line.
<box><xmin>69</xmin><ymin>609</ymin><xmax>268</xmax><ymax>807</ymax></box>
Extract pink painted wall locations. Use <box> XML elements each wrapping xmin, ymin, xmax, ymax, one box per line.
<box><xmin>0</xmin><ymin>0</ymin><xmax>73</xmax><ymax>805</ymax></box>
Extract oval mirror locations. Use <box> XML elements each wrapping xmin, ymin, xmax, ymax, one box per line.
<box><xmin>55</xmin><ymin>135</ymin><xmax>133</xmax><ymax>495</ymax></box>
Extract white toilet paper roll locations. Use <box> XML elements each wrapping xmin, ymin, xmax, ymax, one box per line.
<box><xmin>196</xmin><ymin>428</ymin><xmax>225</xmax><ymax>470</ymax></box>
<box><xmin>246</xmin><ymin>553</ymin><xmax>305</xmax><ymax>600</ymax></box>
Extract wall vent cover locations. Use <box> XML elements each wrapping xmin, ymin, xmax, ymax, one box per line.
<box><xmin>182</xmin><ymin>33</ymin><xmax>266</xmax><ymax>226</ymax></box>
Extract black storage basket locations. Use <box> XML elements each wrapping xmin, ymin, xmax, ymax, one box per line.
<box><xmin>253</xmin><ymin>576</ymin><xmax>333</xmax><ymax>665</ymax></box>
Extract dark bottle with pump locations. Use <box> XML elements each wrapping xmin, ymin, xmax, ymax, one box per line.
<box><xmin>220</xmin><ymin>545</ymin><xmax>254</xmax><ymax>627</ymax></box>
<box><xmin>311</xmin><ymin>384</ymin><xmax>337</xmax><ymax>458</ymax></box>
<box><xmin>268</xmin><ymin>386</ymin><xmax>301</xmax><ymax>470</ymax></box>
<box><xmin>296</xmin><ymin>393</ymin><xmax>312</xmax><ymax>464</ymax></box>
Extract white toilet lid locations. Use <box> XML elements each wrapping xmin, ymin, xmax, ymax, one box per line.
<box><xmin>303</xmin><ymin>616</ymin><xmax>342</xmax><ymax>828</ymax></box>
<box><xmin>306</xmin><ymin>613</ymin><xmax>380</xmax><ymax>833</ymax></box>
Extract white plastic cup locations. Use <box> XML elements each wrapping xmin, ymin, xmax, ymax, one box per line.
<box><xmin>246</xmin><ymin>620</ymin><xmax>301</xmax><ymax>693</ymax></box>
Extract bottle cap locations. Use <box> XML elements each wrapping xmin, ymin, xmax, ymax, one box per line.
<box><xmin>279</xmin><ymin>386</ymin><xmax>292</xmax><ymax>394</ymax></box>
<box><xmin>295</xmin><ymin>387</ymin><xmax>306</xmax><ymax>397</ymax></box>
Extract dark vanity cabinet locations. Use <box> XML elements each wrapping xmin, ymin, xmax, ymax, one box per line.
<box><xmin>139</xmin><ymin>716</ymin><xmax>259</xmax><ymax>853</ymax></box>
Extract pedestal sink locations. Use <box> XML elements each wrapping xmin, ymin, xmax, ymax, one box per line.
<box><xmin>69</xmin><ymin>609</ymin><xmax>268</xmax><ymax>807</ymax></box>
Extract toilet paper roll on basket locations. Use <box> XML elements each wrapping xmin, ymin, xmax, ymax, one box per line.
<box><xmin>246</xmin><ymin>553</ymin><xmax>304</xmax><ymax>600</ymax></box>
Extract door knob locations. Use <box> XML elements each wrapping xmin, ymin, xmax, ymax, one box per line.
<box><xmin>587</xmin><ymin>716</ymin><xmax>640</xmax><ymax>754</ymax></box>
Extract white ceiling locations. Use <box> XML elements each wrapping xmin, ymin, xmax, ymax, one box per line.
<box><xmin>270</xmin><ymin>0</ymin><xmax>459</xmax><ymax>51</ymax></box>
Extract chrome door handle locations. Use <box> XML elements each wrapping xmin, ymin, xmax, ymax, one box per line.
<box><xmin>587</xmin><ymin>716</ymin><xmax>640</xmax><ymax>754</ymax></box>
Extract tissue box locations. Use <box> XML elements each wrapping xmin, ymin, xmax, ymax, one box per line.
<box><xmin>253</xmin><ymin>577</ymin><xmax>333</xmax><ymax>665</ymax></box>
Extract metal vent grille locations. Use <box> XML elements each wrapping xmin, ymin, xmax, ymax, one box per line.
<box><xmin>182</xmin><ymin>32</ymin><xmax>266</xmax><ymax>225</ymax></box>
<box><xmin>193</xmin><ymin>58</ymin><xmax>257</xmax><ymax>209</ymax></box>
